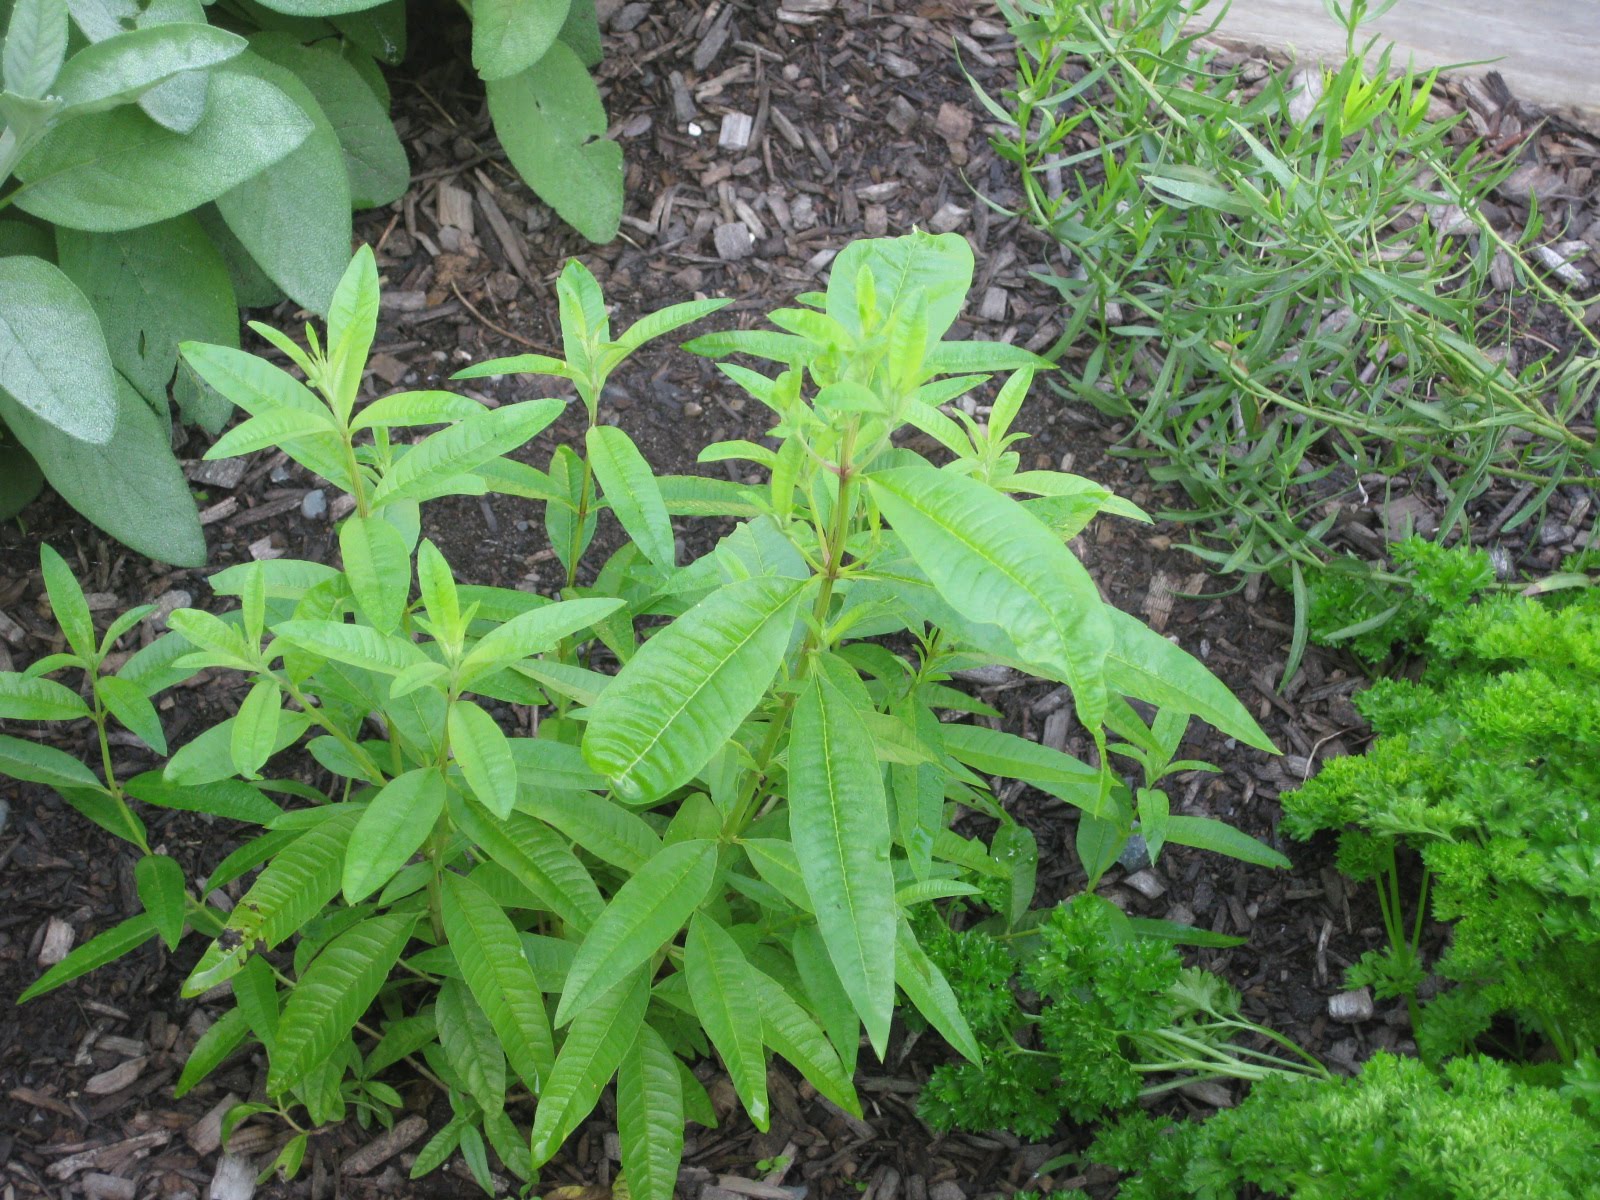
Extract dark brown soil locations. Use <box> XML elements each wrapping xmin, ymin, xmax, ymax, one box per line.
<box><xmin>2</xmin><ymin>1</ymin><xmax>1597</xmax><ymax>1198</ymax></box>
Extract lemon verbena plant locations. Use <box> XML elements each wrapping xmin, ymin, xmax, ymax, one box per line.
<box><xmin>2</xmin><ymin>234</ymin><xmax>1278</xmax><ymax>1192</ymax></box>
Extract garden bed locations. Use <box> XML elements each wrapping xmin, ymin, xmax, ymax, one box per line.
<box><xmin>2</xmin><ymin>1</ymin><xmax>1597</xmax><ymax>1198</ymax></box>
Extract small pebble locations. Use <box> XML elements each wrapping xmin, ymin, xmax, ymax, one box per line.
<box><xmin>1117</xmin><ymin>834</ymin><xmax>1151</xmax><ymax>871</ymax></box>
<box><xmin>38</xmin><ymin>917</ymin><xmax>74</xmax><ymax>966</ymax></box>
<box><xmin>1328</xmin><ymin>987</ymin><xmax>1375</xmax><ymax>1023</ymax></box>
<box><xmin>268</xmin><ymin>464</ymin><xmax>292</xmax><ymax>484</ymax></box>
<box><xmin>1123</xmin><ymin>869</ymin><xmax>1167</xmax><ymax>900</ymax></box>
<box><xmin>300</xmin><ymin>489</ymin><xmax>327</xmax><ymax>521</ymax></box>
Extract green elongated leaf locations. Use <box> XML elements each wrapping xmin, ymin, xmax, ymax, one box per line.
<box><xmin>214</xmin><ymin>51</ymin><xmax>349</xmax><ymax>313</ymax></box>
<box><xmin>435</xmin><ymin>977</ymin><xmax>506</xmax><ymax>1117</ymax></box>
<box><xmin>13</xmin><ymin>68</ymin><xmax>311</xmax><ymax>230</ymax></box>
<box><xmin>184</xmin><ymin>805</ymin><xmax>362</xmax><ymax>994</ymax></box>
<box><xmin>0</xmin><ymin>375</ymin><xmax>206</xmax><ymax>565</ymax></box>
<box><xmin>473</xmin><ymin>0</ymin><xmax>568</xmax><ymax>79</ymax></box>
<box><xmin>0</xmin><ymin>255</ymin><xmax>117</xmax><ymax>443</ymax></box>
<box><xmin>56</xmin><ymin>784</ymin><xmax>145</xmax><ymax>848</ymax></box>
<box><xmin>748</xmin><ymin>966</ymin><xmax>861</xmax><ymax>1117</ymax></box>
<box><xmin>529</xmin><ymin>969</ymin><xmax>648</xmax><ymax>1168</ymax></box>
<box><xmin>410</xmin><ymin>1116</ymin><xmax>464</xmax><ymax>1180</ymax></box>
<box><xmin>459</xmin><ymin>596</ymin><xmax>622</xmax><ymax>684</ymax></box>
<box><xmin>351</xmin><ymin>390</ymin><xmax>483</xmax><ymax>431</ymax></box>
<box><xmin>247</xmin><ymin>34</ymin><xmax>407</xmax><ymax>209</ymax></box>
<box><xmin>135</xmin><ymin>853</ymin><xmax>187</xmax><ymax>949</ymax></box>
<box><xmin>124</xmin><ymin>771</ymin><xmax>281</xmax><ymax>824</ymax></box>
<box><xmin>616</xmin><ymin>1022</ymin><xmax>684</xmax><ymax>1200</ymax></box>
<box><xmin>97</xmin><ymin>675</ymin><xmax>167</xmax><ymax>753</ymax></box>
<box><xmin>448</xmin><ymin>701</ymin><xmax>517</xmax><ymax>819</ymax></box>
<box><xmin>1076</xmin><ymin>810</ymin><xmax>1125</xmax><ymax>885</ymax></box>
<box><xmin>583</xmin><ymin>576</ymin><xmax>805</xmax><ymax>804</ymax></box>
<box><xmin>554</xmin><ymin>839</ymin><xmax>717</xmax><ymax>1027</ymax></box>
<box><xmin>372</xmin><ymin>399</ymin><xmax>563</xmax><ymax>506</ymax></box>
<box><xmin>826</xmin><ymin>231</ymin><xmax>972</xmax><ymax>349</ymax></box>
<box><xmin>868</xmin><ymin>464</ymin><xmax>1110</xmax><ymax>729</ymax></box>
<box><xmin>741</xmin><ymin>838</ymin><xmax>813</xmax><ymax>913</ymax></box>
<box><xmin>233</xmin><ymin>954</ymin><xmax>280</xmax><ymax>1052</ymax></box>
<box><xmin>449</xmin><ymin>792</ymin><xmax>603</xmax><ymax>931</ymax></box>
<box><xmin>166</xmin><ymin>710</ymin><xmax>311</xmax><ymax>787</ymax></box>
<box><xmin>515</xmin><ymin>788</ymin><xmax>660</xmax><ymax>873</ymax></box>
<box><xmin>1102</xmin><ymin>608</ymin><xmax>1276</xmax><ymax>752</ymax></box>
<box><xmin>686</xmin><ymin>914</ymin><xmax>768</xmax><ymax>1130</ymax></box>
<box><xmin>364</xmin><ymin>1009</ymin><xmax>437</xmax><ymax>1076</ymax></box>
<box><xmin>0</xmin><ymin>731</ymin><xmax>102</xmax><ymax>789</ymax></box>
<box><xmin>891</xmin><ymin>698</ymin><xmax>943</xmax><ymax>879</ymax></box>
<box><xmin>1139</xmin><ymin>787</ymin><xmax>1171</xmax><ymax>864</ymax></box>
<box><xmin>616</xmin><ymin>298</ymin><xmax>732</xmax><ymax>353</ymax></box>
<box><xmin>507</xmin><ymin>736</ymin><xmax>608</xmax><ymax>792</ymax></box>
<box><xmin>994</xmin><ymin>822</ymin><xmax>1038</xmax><ymax>928</ymax></box>
<box><xmin>894</xmin><ymin>918</ymin><xmax>980</xmax><ymax>1064</ymax></box>
<box><xmin>267</xmin><ymin>911</ymin><xmax>415</xmax><ymax>1093</ymax></box>
<box><xmin>342</xmin><ymin>769</ymin><xmax>444</xmax><ymax>903</ymax></box>
<box><xmin>39</xmin><ymin>544</ymin><xmax>95</xmax><ymax>657</ymax></box>
<box><xmin>178</xmin><ymin>340</ymin><xmax>322</xmax><ymax>418</ymax></box>
<box><xmin>788</xmin><ymin>671</ymin><xmax>896</xmax><ymax>1058</ymax></box>
<box><xmin>4</xmin><ymin>0</ymin><xmax>67</xmax><ymax>98</ymax></box>
<box><xmin>53</xmin><ymin>22</ymin><xmax>244</xmax><ymax>112</ymax></box>
<box><xmin>484</xmin><ymin>43</ymin><xmax>621</xmax><ymax>244</ymax></box>
<box><xmin>18</xmin><ymin>913</ymin><xmax>158</xmax><ymax>1003</ymax></box>
<box><xmin>174</xmin><ymin>1005</ymin><xmax>250</xmax><ymax>1097</ymax></box>
<box><xmin>922</xmin><ymin>340</ymin><xmax>1052</xmax><ymax>375</ymax></box>
<box><xmin>587</xmin><ymin>424</ymin><xmax>674</xmax><ymax>568</ymax></box>
<box><xmin>441</xmin><ymin>871</ymin><xmax>556</xmax><ymax>1093</ymax></box>
<box><xmin>1165</xmin><ymin>814</ymin><xmax>1291</xmax><ymax>869</ymax></box>
<box><xmin>336</xmin><ymin>515</ymin><xmax>410</xmax><ymax>634</ymax></box>
<box><xmin>0</xmin><ymin>671</ymin><xmax>89</xmax><ymax>720</ymax></box>
<box><xmin>790</xmin><ymin>922</ymin><xmax>859</xmax><ymax>1077</ymax></box>
<box><xmin>271</xmin><ymin>619</ymin><xmax>427</xmax><ymax>676</ymax></box>
<box><xmin>207</xmin><ymin>407</ymin><xmax>339</xmax><ymax>459</ymax></box>
<box><xmin>229</xmin><ymin>679</ymin><xmax>282</xmax><ymax>779</ymax></box>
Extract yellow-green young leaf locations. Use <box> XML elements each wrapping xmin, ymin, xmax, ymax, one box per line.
<box><xmin>441</xmin><ymin>871</ymin><xmax>556</xmax><ymax>1094</ymax></box>
<box><xmin>1164</xmin><ymin>814</ymin><xmax>1291</xmax><ymax>870</ymax></box>
<box><xmin>616</xmin><ymin>1023</ymin><xmax>685</xmax><ymax>1200</ymax></box>
<box><xmin>124</xmin><ymin>772</ymin><xmax>281</xmax><ymax>825</ymax></box>
<box><xmin>582</xmin><ymin>576</ymin><xmax>806</xmax><ymax>804</ymax></box>
<box><xmin>867</xmin><ymin>463</ymin><xmax>1111</xmax><ymax>730</ymax></box>
<box><xmin>339</xmin><ymin>514</ymin><xmax>410</xmax><ymax>634</ymax></box>
<box><xmin>324</xmin><ymin>244</ymin><xmax>378</xmax><ymax>421</ymax></box>
<box><xmin>587</xmin><ymin>424</ymin><xmax>674</xmax><ymax>568</ymax></box>
<box><xmin>39</xmin><ymin>544</ymin><xmax>97</xmax><ymax>658</ymax></box>
<box><xmin>97</xmin><ymin>675</ymin><xmax>166</xmax><ymax>754</ymax></box>
<box><xmin>553</xmin><ymin>839</ymin><xmax>717</xmax><ymax>1027</ymax></box>
<box><xmin>788</xmin><ymin>672</ymin><xmax>896</xmax><ymax>1058</ymax></box>
<box><xmin>18</xmin><ymin>914</ymin><xmax>158</xmax><ymax>1004</ymax></box>
<box><xmin>174</xmin><ymin>1005</ymin><xmax>250</xmax><ymax>1097</ymax></box>
<box><xmin>529</xmin><ymin>968</ymin><xmax>648</xmax><ymax>1168</ymax></box>
<box><xmin>894</xmin><ymin>919</ymin><xmax>980</xmax><ymax>1064</ymax></box>
<box><xmin>184</xmin><ymin>805</ymin><xmax>363</xmax><ymax>995</ymax></box>
<box><xmin>0</xmin><ymin>671</ymin><xmax>90</xmax><ymax>721</ymax></box>
<box><xmin>435</xmin><ymin>977</ymin><xmax>506</xmax><ymax>1117</ymax></box>
<box><xmin>166</xmin><ymin>710</ymin><xmax>313</xmax><ymax>788</ymax></box>
<box><xmin>458</xmin><ymin>596</ymin><xmax>623</xmax><ymax>685</ymax></box>
<box><xmin>791</xmin><ymin>922</ymin><xmax>859</xmax><ymax>1078</ymax></box>
<box><xmin>135</xmin><ymin>853</ymin><xmax>187</xmax><ymax>950</ymax></box>
<box><xmin>372</xmin><ymin>399</ymin><xmax>564</xmax><ymax>507</ymax></box>
<box><xmin>0</xmin><ymin>731</ymin><xmax>104</xmax><ymax>791</ymax></box>
<box><xmin>206</xmin><ymin>408</ymin><xmax>340</xmax><ymax>459</ymax></box>
<box><xmin>447</xmin><ymin>700</ymin><xmax>517</xmax><ymax>819</ymax></box>
<box><xmin>741</xmin><ymin>839</ymin><xmax>813</xmax><ymax>913</ymax></box>
<box><xmin>747</xmin><ymin>967</ymin><xmax>861</xmax><ymax>1118</ymax></box>
<box><xmin>229</xmin><ymin>679</ymin><xmax>282</xmax><ymax>779</ymax></box>
<box><xmin>448</xmin><ymin>792</ymin><xmax>604</xmax><ymax>932</ymax></box>
<box><xmin>271</xmin><ymin>619</ymin><xmax>429</xmax><ymax>676</ymax></box>
<box><xmin>685</xmin><ymin>914</ymin><xmax>768</xmax><ymax>1131</ymax></box>
<box><xmin>342</xmin><ymin>769</ymin><xmax>444</xmax><ymax>903</ymax></box>
<box><xmin>415</xmin><ymin>540</ymin><xmax>462</xmax><ymax>646</ymax></box>
<box><xmin>268</xmin><ymin>911</ymin><xmax>415</xmax><ymax>1094</ymax></box>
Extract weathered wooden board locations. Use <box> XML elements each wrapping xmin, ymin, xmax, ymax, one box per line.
<box><xmin>1206</xmin><ymin>0</ymin><xmax>1600</xmax><ymax>115</ymax></box>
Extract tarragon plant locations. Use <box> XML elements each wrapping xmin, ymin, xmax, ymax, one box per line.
<box><xmin>5</xmin><ymin>234</ymin><xmax>1278</xmax><ymax>1191</ymax></box>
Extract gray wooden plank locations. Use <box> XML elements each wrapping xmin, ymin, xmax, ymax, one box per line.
<box><xmin>1205</xmin><ymin>0</ymin><xmax>1600</xmax><ymax>114</ymax></box>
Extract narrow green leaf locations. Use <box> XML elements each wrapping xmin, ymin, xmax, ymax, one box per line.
<box><xmin>229</xmin><ymin>679</ymin><xmax>282</xmax><ymax>779</ymax></box>
<box><xmin>124</xmin><ymin>772</ymin><xmax>281</xmax><ymax>825</ymax></box>
<box><xmin>435</xmin><ymin>977</ymin><xmax>506</xmax><ymax>1117</ymax></box>
<box><xmin>448</xmin><ymin>792</ymin><xmax>604</xmax><ymax>932</ymax></box>
<box><xmin>97</xmin><ymin>675</ymin><xmax>167</xmax><ymax>754</ymax></box>
<box><xmin>587</xmin><ymin>424</ymin><xmax>675</xmax><ymax>568</ymax></box>
<box><xmin>442</xmin><ymin>871</ymin><xmax>557</xmax><ymax>1094</ymax></box>
<box><xmin>616</xmin><ymin>1022</ymin><xmax>685</xmax><ymax>1200</ymax></box>
<box><xmin>529</xmin><ymin>968</ymin><xmax>648</xmax><ymax>1168</ymax></box>
<box><xmin>339</xmin><ymin>514</ymin><xmax>410</xmax><ymax>634</ymax></box>
<box><xmin>0</xmin><ymin>731</ymin><xmax>103</xmax><ymax>790</ymax></box>
<box><xmin>271</xmin><ymin>619</ymin><xmax>428</xmax><ymax>676</ymax></box>
<box><xmin>583</xmin><ymin>576</ymin><xmax>805</xmax><ymax>804</ymax></box>
<box><xmin>18</xmin><ymin>913</ymin><xmax>158</xmax><ymax>1003</ymax></box>
<box><xmin>0</xmin><ymin>672</ymin><xmax>90</xmax><ymax>721</ymax></box>
<box><xmin>447</xmin><ymin>701</ymin><xmax>517</xmax><ymax>819</ymax></box>
<box><xmin>135</xmin><ymin>853</ymin><xmax>187</xmax><ymax>950</ymax></box>
<box><xmin>372</xmin><ymin>399</ymin><xmax>563</xmax><ymax>507</ymax></box>
<box><xmin>553</xmin><ymin>839</ymin><xmax>717</xmax><ymax>1027</ymax></box>
<box><xmin>174</xmin><ymin>1006</ymin><xmax>250</xmax><ymax>1097</ymax></box>
<box><xmin>39</xmin><ymin>544</ymin><xmax>97</xmax><ymax>657</ymax></box>
<box><xmin>791</xmin><ymin>923</ymin><xmax>859</xmax><ymax>1077</ymax></box>
<box><xmin>894</xmin><ymin>919</ymin><xmax>980</xmax><ymax>1064</ymax></box>
<box><xmin>748</xmin><ymin>967</ymin><xmax>861</xmax><ymax>1117</ymax></box>
<box><xmin>515</xmin><ymin>788</ymin><xmax>660</xmax><ymax>873</ymax></box>
<box><xmin>459</xmin><ymin>596</ymin><xmax>622</xmax><ymax>685</ymax></box>
<box><xmin>267</xmin><ymin>911</ymin><xmax>415</xmax><ymax>1094</ymax></box>
<box><xmin>1165</xmin><ymin>814</ymin><xmax>1291</xmax><ymax>869</ymax></box>
<box><xmin>788</xmin><ymin>671</ymin><xmax>895</xmax><ymax>1058</ymax></box>
<box><xmin>686</xmin><ymin>914</ymin><xmax>768</xmax><ymax>1130</ymax></box>
<box><xmin>342</xmin><ymin>769</ymin><xmax>445</xmax><ymax>903</ymax></box>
